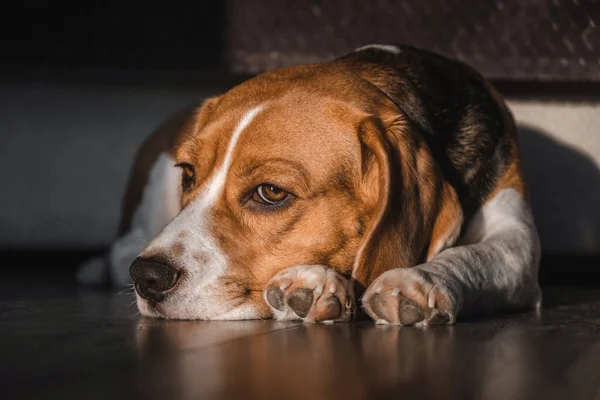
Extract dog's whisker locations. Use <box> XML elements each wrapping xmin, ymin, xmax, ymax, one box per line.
<box><xmin>118</xmin><ymin>287</ymin><xmax>137</xmax><ymax>296</ymax></box>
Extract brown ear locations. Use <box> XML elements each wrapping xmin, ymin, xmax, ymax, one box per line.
<box><xmin>118</xmin><ymin>96</ymin><xmax>221</xmax><ymax>234</ymax></box>
<box><xmin>181</xmin><ymin>96</ymin><xmax>222</xmax><ymax>145</ymax></box>
<box><xmin>352</xmin><ymin>117</ymin><xmax>463</xmax><ymax>291</ymax></box>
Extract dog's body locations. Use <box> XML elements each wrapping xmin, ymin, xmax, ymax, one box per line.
<box><xmin>80</xmin><ymin>44</ymin><xmax>541</xmax><ymax>325</ymax></box>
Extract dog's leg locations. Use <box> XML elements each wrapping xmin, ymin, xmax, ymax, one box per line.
<box><xmin>264</xmin><ymin>265</ymin><xmax>356</xmax><ymax>323</ymax></box>
<box><xmin>77</xmin><ymin>152</ymin><xmax>181</xmax><ymax>286</ymax></box>
<box><xmin>362</xmin><ymin>188</ymin><xmax>542</xmax><ymax>326</ymax></box>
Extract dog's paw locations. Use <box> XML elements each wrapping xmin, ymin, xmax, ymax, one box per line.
<box><xmin>264</xmin><ymin>265</ymin><xmax>355</xmax><ymax>322</ymax></box>
<box><xmin>362</xmin><ymin>267</ymin><xmax>458</xmax><ymax>326</ymax></box>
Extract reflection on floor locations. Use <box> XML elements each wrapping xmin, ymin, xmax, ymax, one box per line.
<box><xmin>2</xmin><ymin>271</ymin><xmax>600</xmax><ymax>400</ymax></box>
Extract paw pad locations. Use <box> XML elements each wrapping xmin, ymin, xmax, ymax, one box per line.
<box><xmin>265</xmin><ymin>287</ymin><xmax>285</xmax><ymax>311</ymax></box>
<box><xmin>362</xmin><ymin>268</ymin><xmax>455</xmax><ymax>326</ymax></box>
<box><xmin>264</xmin><ymin>265</ymin><xmax>354</xmax><ymax>323</ymax></box>
<box><xmin>286</xmin><ymin>289</ymin><xmax>314</xmax><ymax>318</ymax></box>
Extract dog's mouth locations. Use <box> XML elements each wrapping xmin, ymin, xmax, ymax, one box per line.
<box><xmin>134</xmin><ymin>278</ymin><xmax>269</xmax><ymax>320</ymax></box>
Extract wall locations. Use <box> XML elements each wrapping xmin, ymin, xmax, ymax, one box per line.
<box><xmin>0</xmin><ymin>73</ymin><xmax>598</xmax><ymax>254</ymax></box>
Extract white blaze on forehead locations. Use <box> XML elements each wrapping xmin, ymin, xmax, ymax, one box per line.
<box><xmin>201</xmin><ymin>105</ymin><xmax>264</xmax><ymax>204</ymax></box>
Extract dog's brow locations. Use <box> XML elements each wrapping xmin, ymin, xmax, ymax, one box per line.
<box><xmin>240</xmin><ymin>158</ymin><xmax>310</xmax><ymax>181</ymax></box>
<box><xmin>176</xmin><ymin>135</ymin><xmax>204</xmax><ymax>163</ymax></box>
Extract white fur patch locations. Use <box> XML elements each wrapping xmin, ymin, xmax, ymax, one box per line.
<box><xmin>354</xmin><ymin>44</ymin><xmax>401</xmax><ymax>54</ymax></box>
<box><xmin>424</xmin><ymin>188</ymin><xmax>542</xmax><ymax>312</ymax></box>
<box><xmin>461</xmin><ymin>189</ymin><xmax>535</xmax><ymax>245</ymax></box>
<box><xmin>111</xmin><ymin>152</ymin><xmax>181</xmax><ymax>285</ymax></box>
<box><xmin>140</xmin><ymin>152</ymin><xmax>182</xmax><ymax>237</ymax></box>
<box><xmin>137</xmin><ymin>105</ymin><xmax>265</xmax><ymax>319</ymax></box>
<box><xmin>77</xmin><ymin>152</ymin><xmax>181</xmax><ymax>286</ymax></box>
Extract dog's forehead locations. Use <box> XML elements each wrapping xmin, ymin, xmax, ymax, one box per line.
<box><xmin>240</xmin><ymin>98</ymin><xmax>361</xmax><ymax>160</ymax></box>
<box><xmin>188</xmin><ymin>91</ymin><xmax>364</xmax><ymax>178</ymax></box>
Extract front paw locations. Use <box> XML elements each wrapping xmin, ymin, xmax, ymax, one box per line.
<box><xmin>362</xmin><ymin>267</ymin><xmax>458</xmax><ymax>326</ymax></box>
<box><xmin>264</xmin><ymin>265</ymin><xmax>355</xmax><ymax>323</ymax></box>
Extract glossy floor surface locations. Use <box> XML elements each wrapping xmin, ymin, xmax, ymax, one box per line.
<box><xmin>2</xmin><ymin>273</ymin><xmax>600</xmax><ymax>400</ymax></box>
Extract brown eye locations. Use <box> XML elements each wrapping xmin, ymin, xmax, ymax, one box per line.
<box><xmin>253</xmin><ymin>184</ymin><xmax>289</xmax><ymax>205</ymax></box>
<box><xmin>175</xmin><ymin>163</ymin><xmax>195</xmax><ymax>191</ymax></box>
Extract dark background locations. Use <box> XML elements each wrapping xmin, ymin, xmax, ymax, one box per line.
<box><xmin>1</xmin><ymin>1</ymin><xmax>599</xmax><ymax>79</ymax></box>
<box><xmin>0</xmin><ymin>2</ymin><xmax>227</xmax><ymax>71</ymax></box>
<box><xmin>0</xmin><ymin>0</ymin><xmax>599</xmax><ymax>285</ymax></box>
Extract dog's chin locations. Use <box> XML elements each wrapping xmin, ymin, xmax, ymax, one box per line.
<box><xmin>135</xmin><ymin>296</ymin><xmax>162</xmax><ymax>318</ymax></box>
<box><xmin>135</xmin><ymin>294</ymin><xmax>268</xmax><ymax>321</ymax></box>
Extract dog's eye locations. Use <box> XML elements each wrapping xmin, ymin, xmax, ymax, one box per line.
<box><xmin>253</xmin><ymin>184</ymin><xmax>289</xmax><ymax>205</ymax></box>
<box><xmin>175</xmin><ymin>163</ymin><xmax>195</xmax><ymax>191</ymax></box>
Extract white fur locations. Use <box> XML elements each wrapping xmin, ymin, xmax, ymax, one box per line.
<box><xmin>354</xmin><ymin>44</ymin><xmax>401</xmax><ymax>54</ymax></box>
<box><xmin>362</xmin><ymin>188</ymin><xmax>541</xmax><ymax>324</ymax></box>
<box><xmin>77</xmin><ymin>152</ymin><xmax>181</xmax><ymax>286</ymax></box>
<box><xmin>420</xmin><ymin>188</ymin><xmax>542</xmax><ymax>313</ymax></box>
<box><xmin>136</xmin><ymin>105</ymin><xmax>265</xmax><ymax>319</ymax></box>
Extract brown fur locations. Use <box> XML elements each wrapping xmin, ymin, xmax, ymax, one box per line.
<box><xmin>483</xmin><ymin>81</ymin><xmax>527</xmax><ymax>203</ymax></box>
<box><xmin>351</xmin><ymin>113</ymin><xmax>467</xmax><ymax>291</ymax></box>
<box><xmin>127</xmin><ymin>53</ymin><xmax>522</xmax><ymax>318</ymax></box>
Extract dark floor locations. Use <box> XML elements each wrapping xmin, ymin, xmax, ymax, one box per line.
<box><xmin>2</xmin><ymin>258</ymin><xmax>600</xmax><ymax>400</ymax></box>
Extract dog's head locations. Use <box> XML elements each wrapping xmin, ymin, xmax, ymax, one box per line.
<box><xmin>131</xmin><ymin>58</ymin><xmax>462</xmax><ymax>320</ymax></box>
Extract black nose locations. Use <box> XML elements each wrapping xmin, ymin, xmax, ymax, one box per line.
<box><xmin>130</xmin><ymin>257</ymin><xmax>180</xmax><ymax>302</ymax></box>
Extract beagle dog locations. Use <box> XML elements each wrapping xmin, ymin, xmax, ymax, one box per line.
<box><xmin>87</xmin><ymin>44</ymin><xmax>542</xmax><ymax>325</ymax></box>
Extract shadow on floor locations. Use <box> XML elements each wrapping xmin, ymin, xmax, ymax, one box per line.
<box><xmin>518</xmin><ymin>124</ymin><xmax>600</xmax><ymax>255</ymax></box>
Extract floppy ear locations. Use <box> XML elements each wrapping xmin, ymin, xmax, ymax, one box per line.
<box><xmin>352</xmin><ymin>117</ymin><xmax>463</xmax><ymax>291</ymax></box>
<box><xmin>183</xmin><ymin>96</ymin><xmax>222</xmax><ymax>142</ymax></box>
